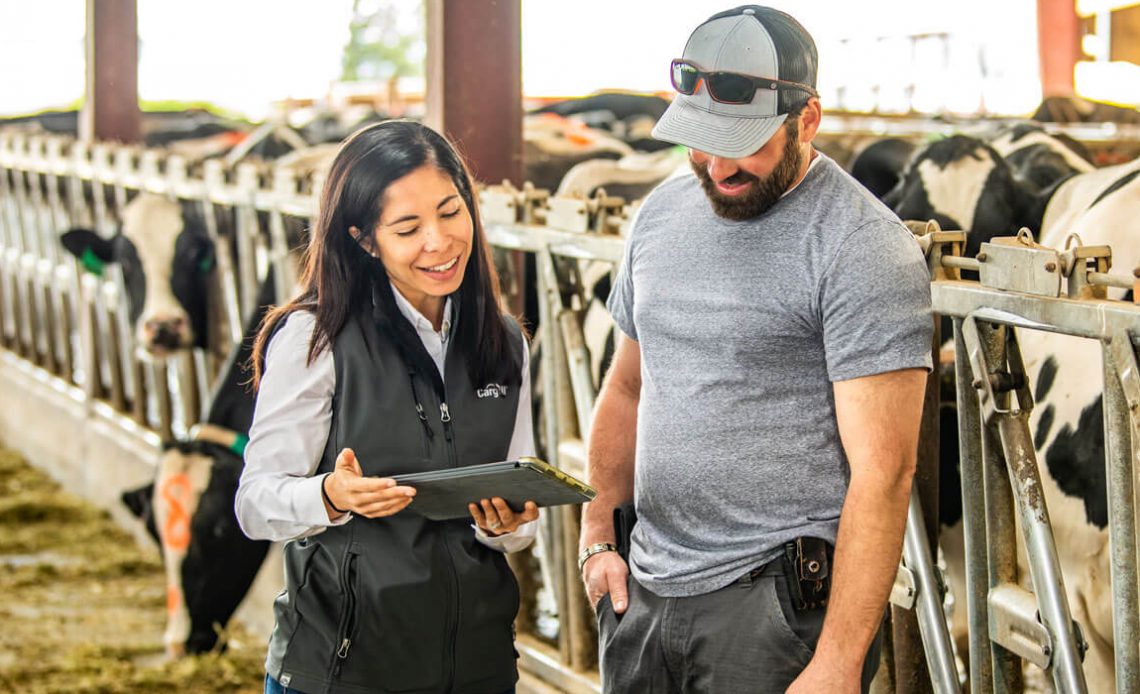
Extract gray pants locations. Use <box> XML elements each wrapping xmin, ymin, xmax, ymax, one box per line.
<box><xmin>597</xmin><ymin>560</ymin><xmax>882</xmax><ymax>693</ymax></box>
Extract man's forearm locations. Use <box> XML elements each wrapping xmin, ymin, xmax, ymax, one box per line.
<box><xmin>579</xmin><ymin>384</ymin><xmax>638</xmax><ymax>550</ymax></box>
<box><xmin>814</xmin><ymin>464</ymin><xmax>913</xmax><ymax>673</ymax></box>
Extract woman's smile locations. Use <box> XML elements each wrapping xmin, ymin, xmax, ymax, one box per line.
<box><xmin>417</xmin><ymin>254</ymin><xmax>461</xmax><ymax>280</ymax></box>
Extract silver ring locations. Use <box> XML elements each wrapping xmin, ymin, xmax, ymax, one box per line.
<box><xmin>488</xmin><ymin>520</ymin><xmax>502</xmax><ymax>531</ymax></box>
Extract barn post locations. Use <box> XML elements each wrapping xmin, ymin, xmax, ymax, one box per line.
<box><xmin>424</xmin><ymin>0</ymin><xmax>523</xmax><ymax>186</ymax></box>
<box><xmin>1036</xmin><ymin>0</ymin><xmax>1082</xmax><ymax>98</ymax></box>
<box><xmin>82</xmin><ymin>0</ymin><xmax>141</xmax><ymax>144</ymax></box>
<box><xmin>425</xmin><ymin>0</ymin><xmax>526</xmax><ymax>316</ymax></box>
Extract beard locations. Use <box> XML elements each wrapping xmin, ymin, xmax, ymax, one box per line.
<box><xmin>690</xmin><ymin>120</ymin><xmax>804</xmax><ymax>221</ymax></box>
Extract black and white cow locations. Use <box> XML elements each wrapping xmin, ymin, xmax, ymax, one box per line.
<box><xmin>555</xmin><ymin>150</ymin><xmax>687</xmax><ymax>203</ymax></box>
<box><xmin>849</xmin><ymin>137</ymin><xmax>917</xmax><ymax>201</ymax></box>
<box><xmin>531</xmin><ymin>91</ymin><xmax>673</xmax><ymax>153</ymax></box>
<box><xmin>59</xmin><ymin>193</ymin><xmax>278</xmax><ymax>656</ymax></box>
<box><xmin>1014</xmin><ymin>157</ymin><xmax>1140</xmax><ymax>692</ymax></box>
<box><xmin>988</xmin><ymin>122</ymin><xmax>1095</xmax><ymax>194</ymax></box>
<box><xmin>886</xmin><ymin>135</ymin><xmax>1040</xmax><ymax>259</ymax></box>
<box><xmin>898</xmin><ymin>141</ymin><xmax>1140</xmax><ymax>690</ymax></box>
<box><xmin>61</xmin><ymin>194</ymin><xmax>216</xmax><ymax>355</ymax></box>
<box><xmin>127</xmin><ymin>281</ymin><xmax>275</xmax><ymax>656</ymax></box>
<box><xmin>523</xmin><ymin>114</ymin><xmax>635</xmax><ymax>193</ymax></box>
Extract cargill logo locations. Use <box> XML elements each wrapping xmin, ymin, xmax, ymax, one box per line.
<box><xmin>476</xmin><ymin>383</ymin><xmax>508</xmax><ymax>399</ymax></box>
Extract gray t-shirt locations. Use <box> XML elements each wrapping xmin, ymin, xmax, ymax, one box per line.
<box><xmin>607</xmin><ymin>153</ymin><xmax>933</xmax><ymax>597</ymax></box>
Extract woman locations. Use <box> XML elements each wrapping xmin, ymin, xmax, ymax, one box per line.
<box><xmin>236</xmin><ymin>120</ymin><xmax>540</xmax><ymax>694</ymax></box>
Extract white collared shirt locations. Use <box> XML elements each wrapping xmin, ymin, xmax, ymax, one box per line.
<box><xmin>235</xmin><ymin>284</ymin><xmax>537</xmax><ymax>552</ymax></box>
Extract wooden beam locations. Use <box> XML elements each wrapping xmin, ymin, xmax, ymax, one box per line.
<box><xmin>82</xmin><ymin>0</ymin><xmax>140</xmax><ymax>144</ymax></box>
<box><xmin>1037</xmin><ymin>0</ymin><xmax>1083</xmax><ymax>97</ymax></box>
<box><xmin>425</xmin><ymin>0</ymin><xmax>523</xmax><ymax>186</ymax></box>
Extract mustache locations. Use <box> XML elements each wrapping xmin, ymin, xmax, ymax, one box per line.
<box><xmin>719</xmin><ymin>170</ymin><xmax>758</xmax><ymax>186</ymax></box>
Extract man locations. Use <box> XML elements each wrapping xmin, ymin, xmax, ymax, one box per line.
<box><xmin>578</xmin><ymin>6</ymin><xmax>933</xmax><ymax>693</ymax></box>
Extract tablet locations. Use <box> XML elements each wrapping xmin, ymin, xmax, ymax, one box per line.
<box><xmin>392</xmin><ymin>457</ymin><xmax>596</xmax><ymax>521</ymax></box>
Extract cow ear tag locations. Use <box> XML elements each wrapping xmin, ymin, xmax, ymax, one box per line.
<box><xmin>80</xmin><ymin>247</ymin><xmax>106</xmax><ymax>277</ymax></box>
<box><xmin>231</xmin><ymin>434</ymin><xmax>249</xmax><ymax>457</ymax></box>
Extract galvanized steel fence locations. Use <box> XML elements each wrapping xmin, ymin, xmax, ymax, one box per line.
<box><xmin>2</xmin><ymin>130</ymin><xmax>1139</xmax><ymax>693</ymax></box>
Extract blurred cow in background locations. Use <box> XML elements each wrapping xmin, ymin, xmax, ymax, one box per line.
<box><xmin>57</xmin><ymin>193</ymin><xmax>289</xmax><ymax>656</ymax></box>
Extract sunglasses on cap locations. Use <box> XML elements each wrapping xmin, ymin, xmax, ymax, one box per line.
<box><xmin>670</xmin><ymin>59</ymin><xmax>819</xmax><ymax>106</ymax></box>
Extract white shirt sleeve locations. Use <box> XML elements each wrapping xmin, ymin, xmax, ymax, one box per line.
<box><xmin>235</xmin><ymin>312</ymin><xmax>346</xmax><ymax>542</ymax></box>
<box><xmin>473</xmin><ymin>336</ymin><xmax>539</xmax><ymax>553</ymax></box>
<box><xmin>235</xmin><ymin>313</ymin><xmax>539</xmax><ymax>551</ymax></box>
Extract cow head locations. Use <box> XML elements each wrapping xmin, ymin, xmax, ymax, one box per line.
<box><xmin>887</xmin><ymin>135</ymin><xmax>1038</xmax><ymax>259</ymax></box>
<box><xmin>988</xmin><ymin>123</ymin><xmax>1093</xmax><ymax>194</ymax></box>
<box><xmin>60</xmin><ymin>193</ymin><xmax>215</xmax><ymax>355</ymax></box>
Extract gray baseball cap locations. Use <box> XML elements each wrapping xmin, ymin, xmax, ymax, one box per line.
<box><xmin>652</xmin><ymin>5</ymin><xmax>819</xmax><ymax>159</ymax></box>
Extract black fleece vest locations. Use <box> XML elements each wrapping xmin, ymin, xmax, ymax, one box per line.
<box><xmin>266</xmin><ymin>303</ymin><xmax>525</xmax><ymax>694</ymax></box>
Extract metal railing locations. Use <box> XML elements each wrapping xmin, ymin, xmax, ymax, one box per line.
<box><xmin>913</xmin><ymin>223</ymin><xmax>1140</xmax><ymax>693</ymax></box>
<box><xmin>3</xmin><ymin>129</ymin><xmax>1139</xmax><ymax>692</ymax></box>
<box><xmin>0</xmin><ymin>129</ymin><xmax>631</xmax><ymax>691</ymax></box>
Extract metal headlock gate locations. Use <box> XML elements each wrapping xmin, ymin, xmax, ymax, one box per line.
<box><xmin>927</xmin><ymin>224</ymin><xmax>1140</xmax><ymax>694</ymax></box>
<box><xmin>0</xmin><ymin>129</ymin><xmax>626</xmax><ymax>693</ymax></box>
<box><xmin>2</xmin><ymin>129</ymin><xmax>1139</xmax><ymax>693</ymax></box>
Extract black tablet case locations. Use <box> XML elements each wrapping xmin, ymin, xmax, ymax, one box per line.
<box><xmin>392</xmin><ymin>457</ymin><xmax>596</xmax><ymax>521</ymax></box>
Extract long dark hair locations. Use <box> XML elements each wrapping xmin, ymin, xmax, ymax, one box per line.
<box><xmin>251</xmin><ymin>120</ymin><xmax>521</xmax><ymax>390</ymax></box>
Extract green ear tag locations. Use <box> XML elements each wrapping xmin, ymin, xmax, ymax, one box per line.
<box><xmin>198</xmin><ymin>256</ymin><xmax>215</xmax><ymax>273</ymax></box>
<box><xmin>231</xmin><ymin>434</ymin><xmax>249</xmax><ymax>457</ymax></box>
<box><xmin>80</xmin><ymin>247</ymin><xmax>105</xmax><ymax>277</ymax></box>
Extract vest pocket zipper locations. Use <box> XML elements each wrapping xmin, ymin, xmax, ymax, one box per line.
<box><xmin>328</xmin><ymin>550</ymin><xmax>359</xmax><ymax>681</ymax></box>
<box><xmin>409</xmin><ymin>375</ymin><xmax>435</xmax><ymax>458</ymax></box>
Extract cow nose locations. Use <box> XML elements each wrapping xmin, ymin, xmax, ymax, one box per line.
<box><xmin>142</xmin><ymin>315</ymin><xmax>190</xmax><ymax>351</ymax></box>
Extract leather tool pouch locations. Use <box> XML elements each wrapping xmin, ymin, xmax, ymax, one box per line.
<box><xmin>782</xmin><ymin>537</ymin><xmax>832</xmax><ymax>611</ymax></box>
<box><xmin>612</xmin><ymin>502</ymin><xmax>638</xmax><ymax>563</ymax></box>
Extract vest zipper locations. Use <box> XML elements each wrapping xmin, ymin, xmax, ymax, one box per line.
<box><xmin>326</xmin><ymin>549</ymin><xmax>358</xmax><ymax>685</ymax></box>
<box><xmin>439</xmin><ymin>402</ymin><xmax>457</xmax><ymax>467</ymax></box>
<box><xmin>437</xmin><ymin>398</ymin><xmax>460</xmax><ymax>690</ymax></box>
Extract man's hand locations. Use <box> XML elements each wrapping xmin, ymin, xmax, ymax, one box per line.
<box><xmin>582</xmin><ymin>550</ymin><xmax>630</xmax><ymax>614</ymax></box>
<box><xmin>786</xmin><ymin>657</ymin><xmax>861</xmax><ymax>694</ymax></box>
<box><xmin>468</xmin><ymin>498</ymin><xmax>539</xmax><ymax>535</ymax></box>
<box><xmin>323</xmin><ymin>448</ymin><xmax>416</xmax><ymax>519</ymax></box>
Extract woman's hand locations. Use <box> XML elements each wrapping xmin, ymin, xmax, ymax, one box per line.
<box><xmin>469</xmin><ymin>498</ymin><xmax>539</xmax><ymax>536</ymax></box>
<box><xmin>323</xmin><ymin>448</ymin><xmax>416</xmax><ymax>519</ymax></box>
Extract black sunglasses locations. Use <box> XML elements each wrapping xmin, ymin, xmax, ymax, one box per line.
<box><xmin>670</xmin><ymin>59</ymin><xmax>819</xmax><ymax>105</ymax></box>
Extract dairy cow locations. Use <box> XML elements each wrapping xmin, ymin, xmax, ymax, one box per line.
<box><xmin>988</xmin><ymin>122</ymin><xmax>1095</xmax><ymax>193</ymax></box>
<box><xmin>887</xmin><ymin>135</ymin><xmax>1040</xmax><ymax>259</ymax></box>
<box><xmin>895</xmin><ymin>140</ymin><xmax>1140</xmax><ymax>690</ymax></box>
<box><xmin>1014</xmin><ymin>157</ymin><xmax>1140</xmax><ymax>691</ymax></box>
<box><xmin>59</xmin><ymin>193</ymin><xmax>276</xmax><ymax>656</ymax></box>
<box><xmin>850</xmin><ymin>137</ymin><xmax>917</xmax><ymax>200</ymax></box>
<box><xmin>61</xmin><ymin>194</ymin><xmax>217</xmax><ymax>355</ymax></box>
<box><xmin>532</xmin><ymin>91</ymin><xmax>673</xmax><ymax>152</ymax></box>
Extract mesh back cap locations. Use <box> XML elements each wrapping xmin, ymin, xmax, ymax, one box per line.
<box><xmin>652</xmin><ymin>5</ymin><xmax>818</xmax><ymax>159</ymax></box>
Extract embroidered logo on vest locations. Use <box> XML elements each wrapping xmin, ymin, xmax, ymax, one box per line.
<box><xmin>476</xmin><ymin>383</ymin><xmax>509</xmax><ymax>399</ymax></box>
